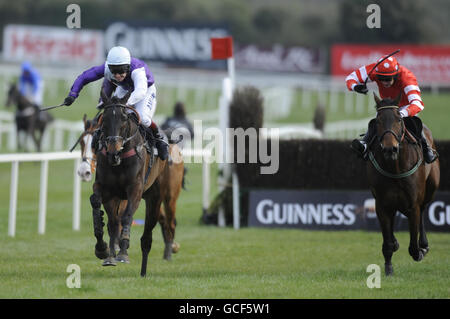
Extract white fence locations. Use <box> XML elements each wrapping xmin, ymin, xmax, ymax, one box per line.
<box><xmin>0</xmin><ymin>148</ymin><xmax>212</xmax><ymax>237</ymax></box>
<box><xmin>0</xmin><ymin>152</ymin><xmax>81</xmax><ymax>237</ymax></box>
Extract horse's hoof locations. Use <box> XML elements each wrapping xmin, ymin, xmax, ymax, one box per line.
<box><xmin>412</xmin><ymin>251</ymin><xmax>424</xmax><ymax>262</ymax></box>
<box><xmin>393</xmin><ymin>241</ymin><xmax>399</xmax><ymax>252</ymax></box>
<box><xmin>116</xmin><ymin>254</ymin><xmax>130</xmax><ymax>264</ymax></box>
<box><xmin>420</xmin><ymin>247</ymin><xmax>429</xmax><ymax>256</ymax></box>
<box><xmin>95</xmin><ymin>243</ymin><xmax>109</xmax><ymax>260</ymax></box>
<box><xmin>172</xmin><ymin>242</ymin><xmax>180</xmax><ymax>253</ymax></box>
<box><xmin>164</xmin><ymin>244</ymin><xmax>173</xmax><ymax>261</ymax></box>
<box><xmin>102</xmin><ymin>257</ymin><xmax>117</xmax><ymax>266</ymax></box>
<box><xmin>385</xmin><ymin>264</ymin><xmax>394</xmax><ymax>276</ymax></box>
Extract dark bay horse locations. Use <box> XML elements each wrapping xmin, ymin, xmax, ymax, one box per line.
<box><xmin>367</xmin><ymin>94</ymin><xmax>440</xmax><ymax>276</ymax></box>
<box><xmin>90</xmin><ymin>93</ymin><xmax>168</xmax><ymax>276</ymax></box>
<box><xmin>77</xmin><ymin>114</ymin><xmax>184</xmax><ymax>260</ymax></box>
<box><xmin>5</xmin><ymin>83</ymin><xmax>53</xmax><ymax>151</ymax></box>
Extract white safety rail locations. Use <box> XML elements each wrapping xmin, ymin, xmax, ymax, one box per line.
<box><xmin>0</xmin><ymin>152</ymin><xmax>81</xmax><ymax>237</ymax></box>
<box><xmin>0</xmin><ymin>148</ymin><xmax>212</xmax><ymax>238</ymax></box>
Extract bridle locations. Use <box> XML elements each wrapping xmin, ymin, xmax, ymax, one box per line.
<box><xmin>101</xmin><ymin>103</ymin><xmax>142</xmax><ymax>153</ymax></box>
<box><xmin>369</xmin><ymin>105</ymin><xmax>423</xmax><ymax>179</ymax></box>
<box><xmin>376</xmin><ymin>106</ymin><xmax>405</xmax><ymax>145</ymax></box>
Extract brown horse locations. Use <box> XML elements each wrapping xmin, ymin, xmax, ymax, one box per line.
<box><xmin>90</xmin><ymin>93</ymin><xmax>175</xmax><ymax>276</ymax></box>
<box><xmin>5</xmin><ymin>82</ymin><xmax>53</xmax><ymax>151</ymax></box>
<box><xmin>77</xmin><ymin>114</ymin><xmax>184</xmax><ymax>260</ymax></box>
<box><xmin>367</xmin><ymin>94</ymin><xmax>440</xmax><ymax>276</ymax></box>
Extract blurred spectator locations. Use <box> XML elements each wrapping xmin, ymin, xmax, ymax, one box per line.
<box><xmin>19</xmin><ymin>61</ymin><xmax>44</xmax><ymax>107</ymax></box>
<box><xmin>161</xmin><ymin>101</ymin><xmax>194</xmax><ymax>145</ymax></box>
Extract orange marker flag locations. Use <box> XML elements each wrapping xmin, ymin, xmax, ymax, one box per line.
<box><xmin>211</xmin><ymin>36</ymin><xmax>233</xmax><ymax>60</ymax></box>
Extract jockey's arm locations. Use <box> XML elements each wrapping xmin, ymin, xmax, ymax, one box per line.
<box><xmin>345</xmin><ymin>64</ymin><xmax>375</xmax><ymax>91</ymax></box>
<box><xmin>126</xmin><ymin>68</ymin><xmax>148</xmax><ymax>106</ymax></box>
<box><xmin>69</xmin><ymin>65</ymin><xmax>105</xmax><ymax>99</ymax></box>
<box><xmin>400</xmin><ymin>83</ymin><xmax>424</xmax><ymax>117</ymax></box>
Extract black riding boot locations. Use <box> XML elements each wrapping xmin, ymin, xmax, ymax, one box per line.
<box><xmin>147</xmin><ymin>123</ymin><xmax>168</xmax><ymax>160</ymax></box>
<box><xmin>351</xmin><ymin>119</ymin><xmax>376</xmax><ymax>160</ymax></box>
<box><xmin>421</xmin><ymin>131</ymin><xmax>438</xmax><ymax>164</ymax></box>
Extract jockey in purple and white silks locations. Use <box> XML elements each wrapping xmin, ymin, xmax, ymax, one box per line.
<box><xmin>63</xmin><ymin>46</ymin><xmax>168</xmax><ymax>160</ymax></box>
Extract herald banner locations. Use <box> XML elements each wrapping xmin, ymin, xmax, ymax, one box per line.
<box><xmin>331</xmin><ymin>44</ymin><xmax>450</xmax><ymax>84</ymax></box>
<box><xmin>3</xmin><ymin>24</ymin><xmax>104</xmax><ymax>65</ymax></box>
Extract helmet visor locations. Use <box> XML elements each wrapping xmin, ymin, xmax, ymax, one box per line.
<box><xmin>376</xmin><ymin>74</ymin><xmax>395</xmax><ymax>82</ymax></box>
<box><xmin>109</xmin><ymin>64</ymin><xmax>130</xmax><ymax>75</ymax></box>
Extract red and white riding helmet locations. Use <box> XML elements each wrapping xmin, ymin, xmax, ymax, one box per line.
<box><xmin>374</xmin><ymin>56</ymin><xmax>400</xmax><ymax>76</ymax></box>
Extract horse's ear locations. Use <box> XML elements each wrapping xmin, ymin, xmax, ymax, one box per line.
<box><xmin>119</xmin><ymin>91</ymin><xmax>132</xmax><ymax>105</ymax></box>
<box><xmin>100</xmin><ymin>89</ymin><xmax>109</xmax><ymax>105</ymax></box>
<box><xmin>393</xmin><ymin>93</ymin><xmax>401</xmax><ymax>106</ymax></box>
<box><xmin>83</xmin><ymin>114</ymin><xmax>87</xmax><ymax>124</ymax></box>
<box><xmin>373</xmin><ymin>92</ymin><xmax>382</xmax><ymax>109</ymax></box>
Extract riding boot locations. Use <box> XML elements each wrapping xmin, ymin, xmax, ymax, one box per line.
<box><xmin>148</xmin><ymin>122</ymin><xmax>169</xmax><ymax>160</ymax></box>
<box><xmin>351</xmin><ymin>119</ymin><xmax>376</xmax><ymax>160</ymax></box>
<box><xmin>420</xmin><ymin>130</ymin><xmax>438</xmax><ymax>164</ymax></box>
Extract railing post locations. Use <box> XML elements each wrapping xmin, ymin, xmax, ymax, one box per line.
<box><xmin>202</xmin><ymin>152</ymin><xmax>210</xmax><ymax>217</ymax></box>
<box><xmin>8</xmin><ymin>161</ymin><xmax>19</xmax><ymax>237</ymax></box>
<box><xmin>38</xmin><ymin>160</ymin><xmax>49</xmax><ymax>234</ymax></box>
<box><xmin>73</xmin><ymin>158</ymin><xmax>81</xmax><ymax>231</ymax></box>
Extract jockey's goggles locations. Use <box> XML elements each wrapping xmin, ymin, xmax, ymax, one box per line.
<box><xmin>108</xmin><ymin>64</ymin><xmax>130</xmax><ymax>75</ymax></box>
<box><xmin>376</xmin><ymin>74</ymin><xmax>397</xmax><ymax>82</ymax></box>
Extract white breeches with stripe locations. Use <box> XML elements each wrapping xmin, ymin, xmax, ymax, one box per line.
<box><xmin>113</xmin><ymin>84</ymin><xmax>157</xmax><ymax>127</ymax></box>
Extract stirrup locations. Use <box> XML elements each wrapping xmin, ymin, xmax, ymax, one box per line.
<box><xmin>351</xmin><ymin>139</ymin><xmax>368</xmax><ymax>160</ymax></box>
<box><xmin>424</xmin><ymin>148</ymin><xmax>438</xmax><ymax>164</ymax></box>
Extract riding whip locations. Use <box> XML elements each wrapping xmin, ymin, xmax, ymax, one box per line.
<box><xmin>364</xmin><ymin>49</ymin><xmax>401</xmax><ymax>85</ymax></box>
<box><xmin>40</xmin><ymin>103</ymin><xmax>66</xmax><ymax>112</ymax></box>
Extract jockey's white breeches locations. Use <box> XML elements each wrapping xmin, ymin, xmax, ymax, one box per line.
<box><xmin>23</xmin><ymin>82</ymin><xmax>44</xmax><ymax>106</ymax></box>
<box><xmin>113</xmin><ymin>85</ymin><xmax>157</xmax><ymax>127</ymax></box>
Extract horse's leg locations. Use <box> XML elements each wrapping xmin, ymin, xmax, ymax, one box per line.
<box><xmin>117</xmin><ymin>183</ymin><xmax>143</xmax><ymax>263</ymax></box>
<box><xmin>376</xmin><ymin>204</ymin><xmax>396</xmax><ymax>276</ymax></box>
<box><xmin>162</xmin><ymin>197</ymin><xmax>178</xmax><ymax>260</ymax></box>
<box><xmin>390</xmin><ymin>212</ymin><xmax>399</xmax><ymax>252</ymax></box>
<box><xmin>90</xmin><ymin>186</ymin><xmax>108</xmax><ymax>260</ymax></box>
<box><xmin>418</xmin><ymin>204</ymin><xmax>429</xmax><ymax>256</ymax></box>
<box><xmin>140</xmin><ymin>182</ymin><xmax>162</xmax><ymax>277</ymax></box>
<box><xmin>102</xmin><ymin>199</ymin><xmax>121</xmax><ymax>266</ymax></box>
<box><xmin>407</xmin><ymin>206</ymin><xmax>424</xmax><ymax>262</ymax></box>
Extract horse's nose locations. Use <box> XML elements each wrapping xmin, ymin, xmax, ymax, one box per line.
<box><xmin>382</xmin><ymin>145</ymin><xmax>399</xmax><ymax>160</ymax></box>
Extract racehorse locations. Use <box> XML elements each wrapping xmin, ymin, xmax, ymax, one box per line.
<box><xmin>77</xmin><ymin>114</ymin><xmax>184</xmax><ymax>260</ymax></box>
<box><xmin>5</xmin><ymin>82</ymin><xmax>53</xmax><ymax>151</ymax></box>
<box><xmin>90</xmin><ymin>92</ymin><xmax>170</xmax><ymax>276</ymax></box>
<box><xmin>366</xmin><ymin>94</ymin><xmax>440</xmax><ymax>276</ymax></box>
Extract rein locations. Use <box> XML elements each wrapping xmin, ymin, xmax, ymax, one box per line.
<box><xmin>368</xmin><ymin>149</ymin><xmax>423</xmax><ymax>179</ymax></box>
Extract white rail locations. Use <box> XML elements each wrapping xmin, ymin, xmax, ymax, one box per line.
<box><xmin>1</xmin><ymin>149</ymin><xmax>212</xmax><ymax>237</ymax></box>
<box><xmin>0</xmin><ymin>151</ymin><xmax>81</xmax><ymax>237</ymax></box>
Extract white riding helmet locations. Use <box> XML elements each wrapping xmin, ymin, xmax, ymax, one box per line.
<box><xmin>106</xmin><ymin>46</ymin><xmax>131</xmax><ymax>65</ymax></box>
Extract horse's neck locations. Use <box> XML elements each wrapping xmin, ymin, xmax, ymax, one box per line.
<box><xmin>15</xmin><ymin>94</ymin><xmax>31</xmax><ymax>110</ymax></box>
<box><xmin>125</xmin><ymin>121</ymin><xmax>144</xmax><ymax>148</ymax></box>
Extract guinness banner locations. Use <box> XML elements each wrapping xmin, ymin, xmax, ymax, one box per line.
<box><xmin>248</xmin><ymin>190</ymin><xmax>450</xmax><ymax>232</ymax></box>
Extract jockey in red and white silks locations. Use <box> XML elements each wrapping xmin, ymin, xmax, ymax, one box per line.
<box><xmin>347</xmin><ymin>55</ymin><xmax>437</xmax><ymax>163</ymax></box>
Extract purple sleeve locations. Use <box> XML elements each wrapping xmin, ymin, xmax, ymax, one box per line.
<box><xmin>69</xmin><ymin>65</ymin><xmax>104</xmax><ymax>98</ymax></box>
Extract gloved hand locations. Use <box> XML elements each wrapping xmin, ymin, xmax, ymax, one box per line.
<box><xmin>399</xmin><ymin>109</ymin><xmax>409</xmax><ymax>118</ymax></box>
<box><xmin>354</xmin><ymin>84</ymin><xmax>368</xmax><ymax>94</ymax></box>
<box><xmin>64</xmin><ymin>96</ymin><xmax>75</xmax><ymax>106</ymax></box>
